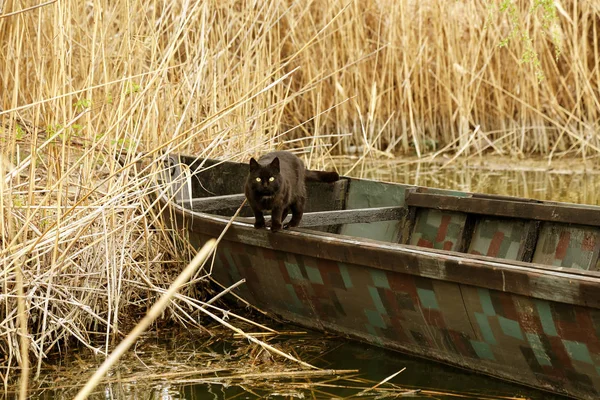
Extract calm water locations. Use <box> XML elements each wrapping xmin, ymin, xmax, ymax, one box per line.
<box><xmin>338</xmin><ymin>157</ymin><xmax>600</xmax><ymax>205</ymax></box>
<box><xmin>181</xmin><ymin>329</ymin><xmax>571</xmax><ymax>400</ymax></box>
<box><xmin>29</xmin><ymin>159</ymin><xmax>596</xmax><ymax>399</ymax></box>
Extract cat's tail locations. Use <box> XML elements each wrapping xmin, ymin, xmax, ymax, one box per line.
<box><xmin>305</xmin><ymin>170</ymin><xmax>340</xmax><ymax>183</ymax></box>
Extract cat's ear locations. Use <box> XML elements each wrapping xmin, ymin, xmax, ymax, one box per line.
<box><xmin>270</xmin><ymin>157</ymin><xmax>280</xmax><ymax>173</ymax></box>
<box><xmin>249</xmin><ymin>158</ymin><xmax>259</xmax><ymax>171</ymax></box>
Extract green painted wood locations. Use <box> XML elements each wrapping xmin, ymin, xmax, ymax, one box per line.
<box><xmin>339</xmin><ymin>179</ymin><xmax>407</xmax><ymax>242</ymax></box>
<box><xmin>306</xmin><ymin>179</ymin><xmax>348</xmax><ymax>233</ymax></box>
<box><xmin>467</xmin><ymin>218</ymin><xmax>530</xmax><ymax>260</ymax></box>
<box><xmin>409</xmin><ymin>208</ymin><xmax>468</xmax><ymax>251</ymax></box>
<box><xmin>532</xmin><ymin>223</ymin><xmax>600</xmax><ymax>271</ymax></box>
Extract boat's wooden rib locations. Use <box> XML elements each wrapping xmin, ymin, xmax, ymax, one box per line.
<box><xmin>407</xmin><ymin>191</ymin><xmax>600</xmax><ymax>226</ymax></box>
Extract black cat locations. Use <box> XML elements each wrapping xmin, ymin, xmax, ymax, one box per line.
<box><xmin>244</xmin><ymin>151</ymin><xmax>339</xmax><ymax>232</ymax></box>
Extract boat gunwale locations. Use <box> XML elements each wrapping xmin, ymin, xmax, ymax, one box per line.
<box><xmin>158</xmin><ymin>191</ymin><xmax>600</xmax><ymax>309</ymax></box>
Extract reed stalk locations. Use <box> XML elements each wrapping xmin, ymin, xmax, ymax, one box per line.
<box><xmin>73</xmin><ymin>239</ymin><xmax>216</xmax><ymax>400</ymax></box>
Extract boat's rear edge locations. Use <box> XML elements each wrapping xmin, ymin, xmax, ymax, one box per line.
<box><xmin>158</xmin><ymin>155</ymin><xmax>600</xmax><ymax>399</ymax></box>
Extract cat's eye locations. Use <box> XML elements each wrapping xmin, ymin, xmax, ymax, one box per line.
<box><xmin>255</xmin><ymin>177</ymin><xmax>261</xmax><ymax>182</ymax></box>
<box><xmin>269</xmin><ymin>177</ymin><xmax>275</xmax><ymax>182</ymax></box>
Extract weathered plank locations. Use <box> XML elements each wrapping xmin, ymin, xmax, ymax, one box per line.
<box><xmin>340</xmin><ymin>179</ymin><xmax>406</xmax><ymax>242</ymax></box>
<box><xmin>306</xmin><ymin>179</ymin><xmax>348</xmax><ymax>234</ymax></box>
<box><xmin>300</xmin><ymin>206</ymin><xmax>405</xmax><ymax>227</ymax></box>
<box><xmin>456</xmin><ymin>214</ymin><xmax>477</xmax><ymax>253</ymax></box>
<box><xmin>183</xmin><ymin>193</ymin><xmax>246</xmax><ymax>212</ymax></box>
<box><xmin>407</xmin><ymin>192</ymin><xmax>600</xmax><ymax>227</ymax></box>
<box><xmin>305</xmin><ymin>179</ymin><xmax>348</xmax><ymax>213</ymax></box>
<box><xmin>519</xmin><ymin>220</ymin><xmax>541</xmax><ymax>263</ymax></box>
<box><xmin>235</xmin><ymin>206</ymin><xmax>406</xmax><ymax>227</ymax></box>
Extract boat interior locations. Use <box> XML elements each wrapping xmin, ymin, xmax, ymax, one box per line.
<box><xmin>165</xmin><ymin>155</ymin><xmax>600</xmax><ymax>272</ymax></box>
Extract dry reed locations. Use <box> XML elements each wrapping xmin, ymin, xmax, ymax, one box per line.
<box><xmin>0</xmin><ymin>0</ymin><xmax>599</xmax><ymax>393</ymax></box>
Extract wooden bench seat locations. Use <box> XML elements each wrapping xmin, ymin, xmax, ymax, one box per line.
<box><xmin>182</xmin><ymin>194</ymin><xmax>405</xmax><ymax>227</ymax></box>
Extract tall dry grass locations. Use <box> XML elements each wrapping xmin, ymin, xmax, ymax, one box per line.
<box><xmin>0</xmin><ymin>0</ymin><xmax>599</xmax><ymax>390</ymax></box>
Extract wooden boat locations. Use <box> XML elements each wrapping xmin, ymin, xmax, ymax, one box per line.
<box><xmin>158</xmin><ymin>154</ymin><xmax>600</xmax><ymax>399</ymax></box>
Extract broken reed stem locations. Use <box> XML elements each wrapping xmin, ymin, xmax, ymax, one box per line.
<box><xmin>440</xmin><ymin>125</ymin><xmax>481</xmax><ymax>170</ymax></box>
<box><xmin>194</xmin><ymin>300</ymin><xmax>278</xmax><ymax>333</ymax></box>
<box><xmin>0</xmin><ymin>0</ymin><xmax>57</xmax><ymax>20</ymax></box>
<box><xmin>73</xmin><ymin>238</ymin><xmax>217</xmax><ymax>400</ymax></box>
<box><xmin>186</xmin><ymin>369</ymin><xmax>359</xmax><ymax>382</ymax></box>
<box><xmin>202</xmin><ymin>278</ymin><xmax>246</xmax><ymax>306</ymax></box>
<box><xmin>196</xmin><ymin>304</ymin><xmax>317</xmax><ymax>369</ymax></box>
<box><xmin>353</xmin><ymin>367</ymin><xmax>406</xmax><ymax>398</ymax></box>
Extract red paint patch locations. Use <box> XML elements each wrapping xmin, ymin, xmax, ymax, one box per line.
<box><xmin>262</xmin><ymin>248</ymin><xmax>277</xmax><ymax>260</ymax></box>
<box><xmin>382</xmin><ymin>290</ymin><xmax>403</xmax><ymax>317</ymax></box>
<box><xmin>547</xmin><ymin>336</ymin><xmax>574</xmax><ymax>368</ymax></box>
<box><xmin>448</xmin><ymin>330</ymin><xmax>473</xmax><ymax>357</ymax></box>
<box><xmin>555</xmin><ymin>231</ymin><xmax>571</xmax><ymax>260</ymax></box>
<box><xmin>576</xmin><ymin>312</ymin><xmax>600</xmax><ymax>354</ymax></box>
<box><xmin>278</xmin><ymin>262</ymin><xmax>293</xmax><ymax>284</ymax></box>
<box><xmin>497</xmin><ymin>292</ymin><xmax>519</xmax><ymax>320</ymax></box>
<box><xmin>387</xmin><ymin>274</ymin><xmax>419</xmax><ymax>299</ymax></box>
<box><xmin>312</xmin><ymin>283</ymin><xmax>331</xmax><ymax>300</ymax></box>
<box><xmin>487</xmin><ymin>231</ymin><xmax>505</xmax><ymax>257</ymax></box>
<box><xmin>540</xmin><ymin>365</ymin><xmax>568</xmax><ymax>384</ymax></box>
<box><xmin>418</xmin><ymin>238</ymin><xmax>434</xmax><ymax>248</ymax></box>
<box><xmin>518</xmin><ymin>312</ymin><xmax>544</xmax><ymax>334</ymax></box>
<box><xmin>436</xmin><ymin>215</ymin><xmax>451</xmax><ymax>242</ymax></box>
<box><xmin>556</xmin><ymin>311</ymin><xmax>600</xmax><ymax>354</ymax></box>
<box><xmin>292</xmin><ymin>283</ymin><xmax>310</xmax><ymax>303</ymax></box>
<box><xmin>316</xmin><ymin>258</ymin><xmax>340</xmax><ymax>286</ymax></box>
<box><xmin>443</xmin><ymin>241</ymin><xmax>453</xmax><ymax>250</ymax></box>
<box><xmin>388</xmin><ymin>317</ymin><xmax>412</xmax><ymax>343</ymax></box>
<box><xmin>423</xmin><ymin>309</ymin><xmax>445</xmax><ymax>327</ymax></box>
<box><xmin>581</xmin><ymin>232</ymin><xmax>597</xmax><ymax>251</ymax></box>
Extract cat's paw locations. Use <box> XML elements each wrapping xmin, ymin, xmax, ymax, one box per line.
<box><xmin>254</xmin><ymin>220</ymin><xmax>266</xmax><ymax>229</ymax></box>
<box><xmin>270</xmin><ymin>223</ymin><xmax>282</xmax><ymax>232</ymax></box>
<box><xmin>284</xmin><ymin>220</ymin><xmax>300</xmax><ymax>229</ymax></box>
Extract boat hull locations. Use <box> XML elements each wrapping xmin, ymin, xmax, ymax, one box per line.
<box><xmin>170</xmin><ymin>210</ymin><xmax>600</xmax><ymax>399</ymax></box>
<box><xmin>158</xmin><ymin>155</ymin><xmax>600</xmax><ymax>399</ymax></box>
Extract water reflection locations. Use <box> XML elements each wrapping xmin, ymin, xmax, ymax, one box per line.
<box><xmin>338</xmin><ymin>157</ymin><xmax>600</xmax><ymax>205</ymax></box>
